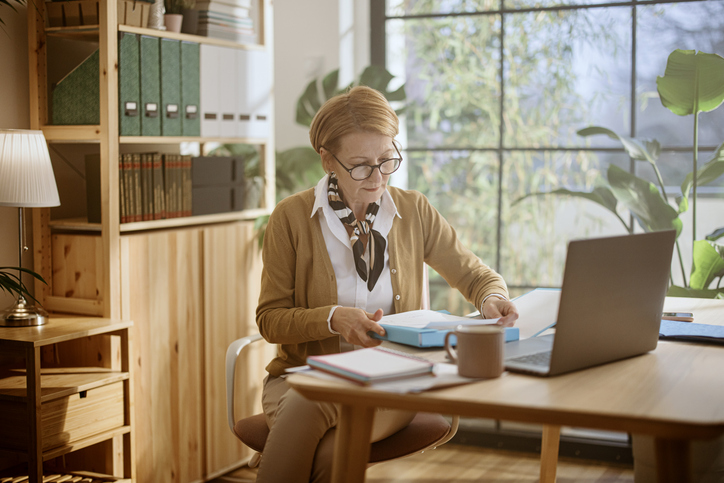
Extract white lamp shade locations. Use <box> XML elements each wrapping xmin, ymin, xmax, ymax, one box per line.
<box><xmin>0</xmin><ymin>129</ymin><xmax>60</xmax><ymax>208</ymax></box>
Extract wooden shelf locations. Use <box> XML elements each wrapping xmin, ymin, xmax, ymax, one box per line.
<box><xmin>41</xmin><ymin>125</ymin><xmax>268</xmax><ymax>145</ymax></box>
<box><xmin>45</xmin><ymin>24</ymin><xmax>264</xmax><ymax>51</ymax></box>
<box><xmin>49</xmin><ymin>208</ymin><xmax>271</xmax><ymax>233</ymax></box>
<box><xmin>119</xmin><ymin>135</ymin><xmax>269</xmax><ymax>145</ymax></box>
<box><xmin>0</xmin><ymin>369</ymin><xmax>129</xmax><ymax>403</ymax></box>
<box><xmin>119</xmin><ymin>25</ymin><xmax>264</xmax><ymax>50</ymax></box>
<box><xmin>42</xmin><ymin>426</ymin><xmax>131</xmax><ymax>461</ymax></box>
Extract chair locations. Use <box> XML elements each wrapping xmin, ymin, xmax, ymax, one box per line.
<box><xmin>225</xmin><ymin>333</ymin><xmax>459</xmax><ymax>470</ymax></box>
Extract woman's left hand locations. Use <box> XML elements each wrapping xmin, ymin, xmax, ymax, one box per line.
<box><xmin>483</xmin><ymin>298</ymin><xmax>519</xmax><ymax>327</ymax></box>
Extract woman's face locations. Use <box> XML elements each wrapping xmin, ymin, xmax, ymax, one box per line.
<box><xmin>322</xmin><ymin>131</ymin><xmax>397</xmax><ymax>213</ymax></box>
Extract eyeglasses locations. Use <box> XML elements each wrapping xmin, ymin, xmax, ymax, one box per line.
<box><xmin>324</xmin><ymin>144</ymin><xmax>403</xmax><ymax>181</ymax></box>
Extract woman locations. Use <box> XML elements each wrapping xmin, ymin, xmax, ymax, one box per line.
<box><xmin>256</xmin><ymin>86</ymin><xmax>519</xmax><ymax>482</ymax></box>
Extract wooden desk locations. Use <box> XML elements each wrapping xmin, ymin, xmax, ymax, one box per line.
<box><xmin>288</xmin><ymin>297</ymin><xmax>724</xmax><ymax>483</ymax></box>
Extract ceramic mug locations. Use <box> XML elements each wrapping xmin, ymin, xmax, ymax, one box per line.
<box><xmin>444</xmin><ymin>325</ymin><xmax>505</xmax><ymax>378</ymax></box>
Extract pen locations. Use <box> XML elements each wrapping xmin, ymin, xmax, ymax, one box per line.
<box><xmin>662</xmin><ymin>312</ymin><xmax>694</xmax><ymax>322</ymax></box>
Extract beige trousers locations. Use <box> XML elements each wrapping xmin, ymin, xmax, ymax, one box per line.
<box><xmin>255</xmin><ymin>374</ymin><xmax>416</xmax><ymax>483</ymax></box>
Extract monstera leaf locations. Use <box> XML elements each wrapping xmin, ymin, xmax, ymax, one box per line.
<box><xmin>296</xmin><ymin>66</ymin><xmax>406</xmax><ymax>127</ymax></box>
<box><xmin>689</xmin><ymin>240</ymin><xmax>724</xmax><ymax>291</ymax></box>
<box><xmin>656</xmin><ymin>50</ymin><xmax>724</xmax><ymax>117</ymax></box>
<box><xmin>606</xmin><ymin>165</ymin><xmax>682</xmax><ymax>236</ymax></box>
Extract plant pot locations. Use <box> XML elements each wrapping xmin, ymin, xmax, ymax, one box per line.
<box><xmin>164</xmin><ymin>13</ymin><xmax>183</xmax><ymax>33</ymax></box>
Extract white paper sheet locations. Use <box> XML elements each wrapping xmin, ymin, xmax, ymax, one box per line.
<box><xmin>380</xmin><ymin>309</ymin><xmax>500</xmax><ymax>329</ymax></box>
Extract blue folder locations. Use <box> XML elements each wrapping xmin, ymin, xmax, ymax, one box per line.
<box><xmin>372</xmin><ymin>324</ymin><xmax>520</xmax><ymax>348</ymax></box>
<box><xmin>659</xmin><ymin>320</ymin><xmax>724</xmax><ymax>346</ymax></box>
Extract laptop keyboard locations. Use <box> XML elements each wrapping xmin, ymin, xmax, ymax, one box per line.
<box><xmin>509</xmin><ymin>351</ymin><xmax>551</xmax><ymax>367</ymax></box>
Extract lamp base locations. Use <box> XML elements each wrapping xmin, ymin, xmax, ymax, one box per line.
<box><xmin>0</xmin><ymin>296</ymin><xmax>49</xmax><ymax>327</ymax></box>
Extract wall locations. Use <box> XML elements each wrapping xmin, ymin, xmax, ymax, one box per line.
<box><xmin>273</xmin><ymin>0</ymin><xmax>370</xmax><ymax>151</ymax></box>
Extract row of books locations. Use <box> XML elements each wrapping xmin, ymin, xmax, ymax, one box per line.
<box><xmin>195</xmin><ymin>0</ymin><xmax>256</xmax><ymax>43</ymax></box>
<box><xmin>119</xmin><ymin>153</ymin><xmax>192</xmax><ymax>223</ymax></box>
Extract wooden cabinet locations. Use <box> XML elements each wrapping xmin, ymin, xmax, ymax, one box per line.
<box><xmin>22</xmin><ymin>1</ymin><xmax>276</xmax><ymax>481</ymax></box>
<box><xmin>0</xmin><ymin>318</ymin><xmax>134</xmax><ymax>483</ymax></box>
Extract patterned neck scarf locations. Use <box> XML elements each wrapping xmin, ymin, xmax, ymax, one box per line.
<box><xmin>327</xmin><ymin>172</ymin><xmax>386</xmax><ymax>291</ymax></box>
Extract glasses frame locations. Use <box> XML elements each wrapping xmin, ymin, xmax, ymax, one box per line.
<box><xmin>324</xmin><ymin>143</ymin><xmax>404</xmax><ymax>181</ymax></box>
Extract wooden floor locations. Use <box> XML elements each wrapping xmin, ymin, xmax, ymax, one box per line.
<box><xmin>210</xmin><ymin>444</ymin><xmax>634</xmax><ymax>482</ymax></box>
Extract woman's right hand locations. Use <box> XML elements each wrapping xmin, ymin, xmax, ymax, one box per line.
<box><xmin>330</xmin><ymin>307</ymin><xmax>386</xmax><ymax>347</ymax></box>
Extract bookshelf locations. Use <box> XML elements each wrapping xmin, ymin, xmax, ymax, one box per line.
<box><xmin>23</xmin><ymin>1</ymin><xmax>274</xmax><ymax>481</ymax></box>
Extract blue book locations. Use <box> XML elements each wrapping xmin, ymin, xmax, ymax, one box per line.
<box><xmin>372</xmin><ymin>325</ymin><xmax>519</xmax><ymax>348</ymax></box>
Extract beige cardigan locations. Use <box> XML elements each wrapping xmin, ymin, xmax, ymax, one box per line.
<box><xmin>256</xmin><ymin>186</ymin><xmax>509</xmax><ymax>376</ymax></box>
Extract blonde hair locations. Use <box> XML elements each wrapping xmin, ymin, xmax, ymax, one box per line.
<box><xmin>309</xmin><ymin>86</ymin><xmax>399</xmax><ymax>154</ymax></box>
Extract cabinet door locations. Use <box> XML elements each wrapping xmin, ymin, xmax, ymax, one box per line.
<box><xmin>202</xmin><ymin>222</ymin><xmax>269</xmax><ymax>478</ymax></box>
<box><xmin>124</xmin><ymin>229</ymin><xmax>205</xmax><ymax>483</ymax></box>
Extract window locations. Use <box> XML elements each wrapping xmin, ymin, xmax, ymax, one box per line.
<box><xmin>374</xmin><ymin>0</ymin><xmax>724</xmax><ymax>313</ymax></box>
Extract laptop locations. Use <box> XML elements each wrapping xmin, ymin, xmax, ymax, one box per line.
<box><xmin>504</xmin><ymin>230</ymin><xmax>676</xmax><ymax>377</ymax></box>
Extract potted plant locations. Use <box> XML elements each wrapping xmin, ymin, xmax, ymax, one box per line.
<box><xmin>0</xmin><ymin>266</ymin><xmax>47</xmax><ymax>310</ymax></box>
<box><xmin>514</xmin><ymin>49</ymin><xmax>724</xmax><ymax>298</ymax></box>
<box><xmin>164</xmin><ymin>0</ymin><xmax>194</xmax><ymax>32</ymax></box>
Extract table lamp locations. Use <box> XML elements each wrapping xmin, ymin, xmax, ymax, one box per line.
<box><xmin>0</xmin><ymin>129</ymin><xmax>60</xmax><ymax>327</ymax></box>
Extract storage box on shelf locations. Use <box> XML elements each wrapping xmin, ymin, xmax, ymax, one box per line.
<box><xmin>46</xmin><ymin>0</ymin><xmax>150</xmax><ymax>28</ymax></box>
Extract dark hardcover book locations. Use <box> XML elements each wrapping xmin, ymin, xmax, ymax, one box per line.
<box><xmin>141</xmin><ymin>153</ymin><xmax>153</xmax><ymax>221</ymax></box>
<box><xmin>119</xmin><ymin>155</ymin><xmax>127</xmax><ymax>223</ymax></box>
<box><xmin>133</xmin><ymin>153</ymin><xmax>143</xmax><ymax>222</ymax></box>
<box><xmin>182</xmin><ymin>155</ymin><xmax>193</xmax><ymax>217</ymax></box>
<box><xmin>152</xmin><ymin>153</ymin><xmax>165</xmax><ymax>220</ymax></box>
<box><xmin>122</xmin><ymin>153</ymin><xmax>134</xmax><ymax>223</ymax></box>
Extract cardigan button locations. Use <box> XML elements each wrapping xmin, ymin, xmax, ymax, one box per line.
<box><xmin>391</xmin><ymin>269</ymin><xmax>397</xmax><ymax>274</ymax></box>
<box><xmin>395</xmin><ymin>295</ymin><xmax>401</xmax><ymax>301</ymax></box>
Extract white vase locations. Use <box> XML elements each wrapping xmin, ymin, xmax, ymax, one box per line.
<box><xmin>164</xmin><ymin>14</ymin><xmax>183</xmax><ymax>33</ymax></box>
<box><xmin>148</xmin><ymin>0</ymin><xmax>165</xmax><ymax>30</ymax></box>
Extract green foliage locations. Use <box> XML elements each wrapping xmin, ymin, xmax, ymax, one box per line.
<box><xmin>0</xmin><ymin>266</ymin><xmax>47</xmax><ymax>305</ymax></box>
<box><xmin>689</xmin><ymin>240</ymin><xmax>724</xmax><ymax>290</ymax></box>
<box><xmin>656</xmin><ymin>50</ymin><xmax>724</xmax><ymax>116</ymax></box>
<box><xmin>606</xmin><ymin>165</ymin><xmax>683</xmax><ymax>236</ymax></box>
<box><xmin>164</xmin><ymin>0</ymin><xmax>195</xmax><ymax>15</ymax></box>
<box><xmin>678</xmin><ymin>142</ymin><xmax>724</xmax><ymax>213</ymax></box>
<box><xmin>295</xmin><ymin>66</ymin><xmax>406</xmax><ymax>127</ymax></box>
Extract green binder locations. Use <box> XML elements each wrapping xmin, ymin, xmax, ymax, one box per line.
<box><xmin>52</xmin><ymin>50</ymin><xmax>100</xmax><ymax>125</ymax></box>
<box><xmin>180</xmin><ymin>41</ymin><xmax>200</xmax><ymax>137</ymax></box>
<box><xmin>118</xmin><ymin>32</ymin><xmax>141</xmax><ymax>136</ymax></box>
<box><xmin>140</xmin><ymin>35</ymin><xmax>161</xmax><ymax>136</ymax></box>
<box><xmin>160</xmin><ymin>38</ymin><xmax>182</xmax><ymax>136</ymax></box>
